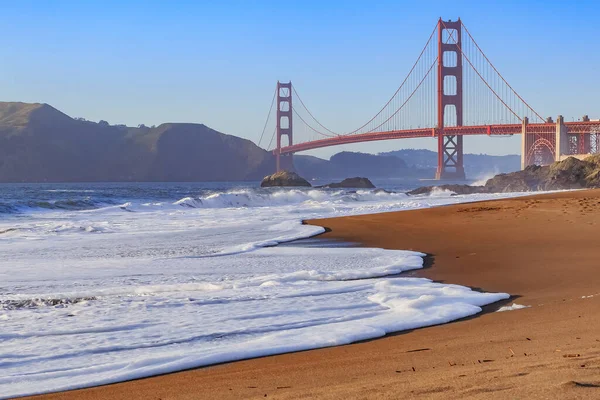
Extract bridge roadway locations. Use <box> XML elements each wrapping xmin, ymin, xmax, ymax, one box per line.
<box><xmin>276</xmin><ymin>121</ymin><xmax>599</xmax><ymax>155</ymax></box>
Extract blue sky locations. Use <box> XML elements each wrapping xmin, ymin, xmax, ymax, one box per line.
<box><xmin>1</xmin><ymin>0</ymin><xmax>598</xmax><ymax>158</ymax></box>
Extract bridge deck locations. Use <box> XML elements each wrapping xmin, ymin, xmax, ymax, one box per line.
<box><xmin>277</xmin><ymin>121</ymin><xmax>599</xmax><ymax>155</ymax></box>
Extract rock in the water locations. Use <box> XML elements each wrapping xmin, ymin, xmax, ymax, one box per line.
<box><xmin>484</xmin><ymin>165</ymin><xmax>541</xmax><ymax>193</ymax></box>
<box><xmin>485</xmin><ymin>156</ymin><xmax>600</xmax><ymax>192</ymax></box>
<box><xmin>260</xmin><ymin>170</ymin><xmax>311</xmax><ymax>187</ymax></box>
<box><xmin>317</xmin><ymin>177</ymin><xmax>375</xmax><ymax>189</ymax></box>
<box><xmin>407</xmin><ymin>184</ymin><xmax>487</xmax><ymax>196</ymax></box>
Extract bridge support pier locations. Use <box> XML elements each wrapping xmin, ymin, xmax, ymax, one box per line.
<box><xmin>555</xmin><ymin>115</ymin><xmax>567</xmax><ymax>162</ymax></box>
<box><xmin>521</xmin><ymin>115</ymin><xmax>563</xmax><ymax>169</ymax></box>
<box><xmin>520</xmin><ymin>117</ymin><xmax>528</xmax><ymax>169</ymax></box>
<box><xmin>276</xmin><ymin>153</ymin><xmax>294</xmax><ymax>172</ymax></box>
<box><xmin>554</xmin><ymin>115</ymin><xmax>597</xmax><ymax>162</ymax></box>
<box><xmin>577</xmin><ymin>115</ymin><xmax>591</xmax><ymax>155</ymax></box>
<box><xmin>436</xmin><ymin>134</ymin><xmax>465</xmax><ymax>180</ymax></box>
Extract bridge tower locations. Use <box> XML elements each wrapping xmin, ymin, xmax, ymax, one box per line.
<box><xmin>275</xmin><ymin>81</ymin><xmax>294</xmax><ymax>172</ymax></box>
<box><xmin>436</xmin><ymin>18</ymin><xmax>465</xmax><ymax>180</ymax></box>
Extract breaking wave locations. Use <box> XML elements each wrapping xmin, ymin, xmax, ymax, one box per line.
<box><xmin>0</xmin><ymin>198</ymin><xmax>118</xmax><ymax>215</ymax></box>
<box><xmin>173</xmin><ymin>188</ymin><xmax>406</xmax><ymax>209</ymax></box>
<box><xmin>0</xmin><ymin>188</ymin><xmax>409</xmax><ymax>216</ymax></box>
<box><xmin>0</xmin><ymin>182</ymin><xmax>527</xmax><ymax>398</ymax></box>
<box><xmin>0</xmin><ymin>297</ymin><xmax>96</xmax><ymax>311</ymax></box>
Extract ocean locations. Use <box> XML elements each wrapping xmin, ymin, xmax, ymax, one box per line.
<box><xmin>0</xmin><ymin>180</ymin><xmax>518</xmax><ymax>398</ymax></box>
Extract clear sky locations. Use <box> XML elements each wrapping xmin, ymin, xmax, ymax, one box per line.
<box><xmin>1</xmin><ymin>0</ymin><xmax>598</xmax><ymax>159</ymax></box>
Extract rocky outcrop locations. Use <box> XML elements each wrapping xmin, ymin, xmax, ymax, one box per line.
<box><xmin>408</xmin><ymin>156</ymin><xmax>600</xmax><ymax>195</ymax></box>
<box><xmin>260</xmin><ymin>171</ymin><xmax>311</xmax><ymax>187</ymax></box>
<box><xmin>483</xmin><ymin>165</ymin><xmax>541</xmax><ymax>193</ymax></box>
<box><xmin>317</xmin><ymin>177</ymin><xmax>375</xmax><ymax>189</ymax></box>
<box><xmin>485</xmin><ymin>156</ymin><xmax>600</xmax><ymax>192</ymax></box>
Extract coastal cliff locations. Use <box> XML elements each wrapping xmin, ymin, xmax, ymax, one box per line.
<box><xmin>408</xmin><ymin>155</ymin><xmax>600</xmax><ymax>195</ymax></box>
<box><xmin>0</xmin><ymin>102</ymin><xmax>274</xmax><ymax>182</ymax></box>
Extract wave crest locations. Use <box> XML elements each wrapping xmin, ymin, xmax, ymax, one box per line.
<box><xmin>173</xmin><ymin>189</ymin><xmax>406</xmax><ymax>209</ymax></box>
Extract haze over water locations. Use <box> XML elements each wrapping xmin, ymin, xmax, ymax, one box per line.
<box><xmin>0</xmin><ymin>180</ymin><xmax>520</xmax><ymax>397</ymax></box>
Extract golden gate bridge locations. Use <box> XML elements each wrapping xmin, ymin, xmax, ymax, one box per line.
<box><xmin>257</xmin><ymin>18</ymin><xmax>600</xmax><ymax>179</ymax></box>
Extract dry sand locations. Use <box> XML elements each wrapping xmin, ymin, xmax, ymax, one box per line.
<box><xmin>25</xmin><ymin>190</ymin><xmax>600</xmax><ymax>399</ymax></box>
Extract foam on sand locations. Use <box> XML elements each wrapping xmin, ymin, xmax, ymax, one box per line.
<box><xmin>0</xmin><ymin>246</ymin><xmax>509</xmax><ymax>398</ymax></box>
<box><xmin>0</xmin><ymin>186</ymin><xmax>527</xmax><ymax>398</ymax></box>
<box><xmin>496</xmin><ymin>303</ymin><xmax>530</xmax><ymax>312</ymax></box>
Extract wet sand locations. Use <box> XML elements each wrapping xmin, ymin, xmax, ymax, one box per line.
<box><xmin>25</xmin><ymin>190</ymin><xmax>600</xmax><ymax>399</ymax></box>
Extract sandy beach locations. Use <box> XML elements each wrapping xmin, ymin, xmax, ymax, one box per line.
<box><xmin>24</xmin><ymin>189</ymin><xmax>600</xmax><ymax>399</ymax></box>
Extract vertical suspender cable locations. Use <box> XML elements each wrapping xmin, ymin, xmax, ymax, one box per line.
<box><xmin>258</xmin><ymin>85</ymin><xmax>277</xmax><ymax>148</ymax></box>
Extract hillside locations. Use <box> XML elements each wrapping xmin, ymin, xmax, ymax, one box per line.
<box><xmin>295</xmin><ymin>151</ymin><xmax>429</xmax><ymax>180</ymax></box>
<box><xmin>380</xmin><ymin>149</ymin><xmax>521</xmax><ymax>177</ymax></box>
<box><xmin>0</xmin><ymin>102</ymin><xmax>274</xmax><ymax>182</ymax></box>
<box><xmin>0</xmin><ymin>102</ymin><xmax>523</xmax><ymax>183</ymax></box>
<box><xmin>295</xmin><ymin>149</ymin><xmax>521</xmax><ymax>180</ymax></box>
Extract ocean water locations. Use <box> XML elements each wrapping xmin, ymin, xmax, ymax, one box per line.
<box><xmin>0</xmin><ymin>180</ymin><xmax>518</xmax><ymax>398</ymax></box>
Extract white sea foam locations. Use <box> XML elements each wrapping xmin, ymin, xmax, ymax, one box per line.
<box><xmin>471</xmin><ymin>169</ymin><xmax>500</xmax><ymax>186</ymax></box>
<box><xmin>172</xmin><ymin>189</ymin><xmax>408</xmax><ymax>210</ymax></box>
<box><xmin>496</xmin><ymin>303</ymin><xmax>530</xmax><ymax>312</ymax></box>
<box><xmin>0</xmin><ymin>247</ymin><xmax>508</xmax><ymax>398</ymax></box>
<box><xmin>428</xmin><ymin>187</ymin><xmax>457</xmax><ymax>197</ymax></box>
<box><xmin>0</xmin><ymin>186</ymin><xmax>526</xmax><ymax>398</ymax></box>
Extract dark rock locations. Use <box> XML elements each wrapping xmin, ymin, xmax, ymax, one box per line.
<box><xmin>260</xmin><ymin>170</ymin><xmax>311</xmax><ymax>187</ymax></box>
<box><xmin>317</xmin><ymin>177</ymin><xmax>375</xmax><ymax>189</ymax></box>
<box><xmin>484</xmin><ymin>156</ymin><xmax>600</xmax><ymax>192</ymax></box>
<box><xmin>546</xmin><ymin>157</ymin><xmax>593</xmax><ymax>189</ymax></box>
<box><xmin>484</xmin><ymin>165</ymin><xmax>542</xmax><ymax>193</ymax></box>
<box><xmin>409</xmin><ymin>156</ymin><xmax>600</xmax><ymax>196</ymax></box>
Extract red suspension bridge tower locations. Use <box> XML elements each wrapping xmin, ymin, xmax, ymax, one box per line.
<box><xmin>436</xmin><ymin>18</ymin><xmax>464</xmax><ymax>179</ymax></box>
<box><xmin>275</xmin><ymin>81</ymin><xmax>294</xmax><ymax>173</ymax></box>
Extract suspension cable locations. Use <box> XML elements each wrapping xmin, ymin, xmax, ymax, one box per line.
<box><xmin>346</xmin><ymin>21</ymin><xmax>439</xmax><ymax>135</ymax></box>
<box><xmin>461</xmin><ymin>22</ymin><xmax>544</xmax><ymax>122</ymax></box>
<box><xmin>266</xmin><ymin>127</ymin><xmax>276</xmax><ymax>150</ymax></box>
<box><xmin>258</xmin><ymin>85</ymin><xmax>277</xmax><ymax>148</ymax></box>
<box><xmin>367</xmin><ymin>56</ymin><xmax>438</xmax><ymax>133</ymax></box>
<box><xmin>292</xmin><ymin>106</ymin><xmax>336</xmax><ymax>138</ymax></box>
<box><xmin>442</xmin><ymin>21</ymin><xmax>521</xmax><ymax>122</ymax></box>
<box><xmin>292</xmin><ymin>86</ymin><xmax>339</xmax><ymax>136</ymax></box>
<box><xmin>286</xmin><ymin>22</ymin><xmax>439</xmax><ymax>139</ymax></box>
